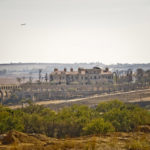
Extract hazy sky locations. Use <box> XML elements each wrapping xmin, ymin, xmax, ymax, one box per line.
<box><xmin>0</xmin><ymin>0</ymin><xmax>150</xmax><ymax>64</ymax></box>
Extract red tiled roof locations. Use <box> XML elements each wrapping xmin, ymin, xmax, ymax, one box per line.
<box><xmin>51</xmin><ymin>71</ymin><xmax>79</xmax><ymax>75</ymax></box>
<box><xmin>65</xmin><ymin>71</ymin><xmax>78</xmax><ymax>75</ymax></box>
<box><xmin>51</xmin><ymin>69</ymin><xmax>113</xmax><ymax>75</ymax></box>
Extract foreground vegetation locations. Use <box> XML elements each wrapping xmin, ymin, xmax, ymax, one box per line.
<box><xmin>0</xmin><ymin>100</ymin><xmax>150</xmax><ymax>138</ymax></box>
<box><xmin>0</xmin><ymin>130</ymin><xmax>150</xmax><ymax>150</ymax></box>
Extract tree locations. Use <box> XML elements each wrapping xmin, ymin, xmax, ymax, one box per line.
<box><xmin>0</xmin><ymin>107</ymin><xmax>24</xmax><ymax>134</ymax></box>
<box><xmin>23</xmin><ymin>113</ymin><xmax>44</xmax><ymax>134</ymax></box>
<box><xmin>45</xmin><ymin>73</ymin><xmax>48</xmax><ymax>83</ymax></box>
<box><xmin>16</xmin><ymin>77</ymin><xmax>22</xmax><ymax>84</ymax></box>
<box><xmin>145</xmin><ymin>70</ymin><xmax>150</xmax><ymax>84</ymax></box>
<box><xmin>96</xmin><ymin>100</ymin><xmax>124</xmax><ymax>113</ymax></box>
<box><xmin>38</xmin><ymin>69</ymin><xmax>42</xmax><ymax>82</ymax></box>
<box><xmin>127</xmin><ymin>69</ymin><xmax>133</xmax><ymax>83</ymax></box>
<box><xmin>113</xmin><ymin>72</ymin><xmax>118</xmax><ymax>84</ymax></box>
<box><xmin>136</xmin><ymin>68</ymin><xmax>144</xmax><ymax>83</ymax></box>
<box><xmin>83</xmin><ymin>118</ymin><xmax>114</xmax><ymax>135</ymax></box>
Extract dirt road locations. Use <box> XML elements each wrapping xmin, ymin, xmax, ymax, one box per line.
<box><xmin>8</xmin><ymin>88</ymin><xmax>150</xmax><ymax>109</ymax></box>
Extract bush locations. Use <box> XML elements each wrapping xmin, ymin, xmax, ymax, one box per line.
<box><xmin>54</xmin><ymin>105</ymin><xmax>94</xmax><ymax>138</ymax></box>
<box><xmin>96</xmin><ymin>100</ymin><xmax>124</xmax><ymax>113</ymax></box>
<box><xmin>83</xmin><ymin>118</ymin><xmax>114</xmax><ymax>135</ymax></box>
<box><xmin>23</xmin><ymin>113</ymin><xmax>45</xmax><ymax>134</ymax></box>
<box><xmin>0</xmin><ymin>100</ymin><xmax>150</xmax><ymax>138</ymax></box>
<box><xmin>0</xmin><ymin>107</ymin><xmax>24</xmax><ymax>134</ymax></box>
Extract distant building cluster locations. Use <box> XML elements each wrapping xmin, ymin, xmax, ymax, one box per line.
<box><xmin>49</xmin><ymin>67</ymin><xmax>113</xmax><ymax>85</ymax></box>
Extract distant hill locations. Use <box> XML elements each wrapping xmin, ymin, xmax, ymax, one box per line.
<box><xmin>0</xmin><ymin>62</ymin><xmax>150</xmax><ymax>79</ymax></box>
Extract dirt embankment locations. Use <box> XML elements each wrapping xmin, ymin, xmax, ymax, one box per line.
<box><xmin>8</xmin><ymin>88</ymin><xmax>150</xmax><ymax>110</ymax></box>
<box><xmin>46</xmin><ymin>88</ymin><xmax>150</xmax><ymax>110</ymax></box>
<box><xmin>0</xmin><ymin>128</ymin><xmax>150</xmax><ymax>150</ymax></box>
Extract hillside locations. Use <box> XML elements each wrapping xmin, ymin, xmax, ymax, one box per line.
<box><xmin>0</xmin><ymin>130</ymin><xmax>150</xmax><ymax>150</ymax></box>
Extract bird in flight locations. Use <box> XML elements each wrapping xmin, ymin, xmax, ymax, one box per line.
<box><xmin>21</xmin><ymin>23</ymin><xmax>26</xmax><ymax>26</ymax></box>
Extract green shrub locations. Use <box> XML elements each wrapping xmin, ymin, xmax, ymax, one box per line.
<box><xmin>96</xmin><ymin>100</ymin><xmax>124</xmax><ymax>113</ymax></box>
<box><xmin>83</xmin><ymin>118</ymin><xmax>114</xmax><ymax>135</ymax></box>
<box><xmin>22</xmin><ymin>113</ymin><xmax>45</xmax><ymax>134</ymax></box>
<box><xmin>0</xmin><ymin>100</ymin><xmax>150</xmax><ymax>138</ymax></box>
<box><xmin>0</xmin><ymin>107</ymin><xmax>24</xmax><ymax>134</ymax></box>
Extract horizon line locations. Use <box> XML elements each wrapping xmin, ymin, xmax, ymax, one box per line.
<box><xmin>0</xmin><ymin>62</ymin><xmax>150</xmax><ymax>65</ymax></box>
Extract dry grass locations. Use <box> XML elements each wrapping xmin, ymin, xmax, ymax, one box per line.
<box><xmin>0</xmin><ymin>131</ymin><xmax>150</xmax><ymax>150</ymax></box>
<box><xmin>125</xmin><ymin>139</ymin><xmax>150</xmax><ymax>150</ymax></box>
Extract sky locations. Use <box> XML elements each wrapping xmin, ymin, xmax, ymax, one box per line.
<box><xmin>0</xmin><ymin>0</ymin><xmax>150</xmax><ymax>64</ymax></box>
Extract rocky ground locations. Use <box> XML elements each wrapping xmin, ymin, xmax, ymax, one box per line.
<box><xmin>0</xmin><ymin>126</ymin><xmax>150</xmax><ymax>150</ymax></box>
